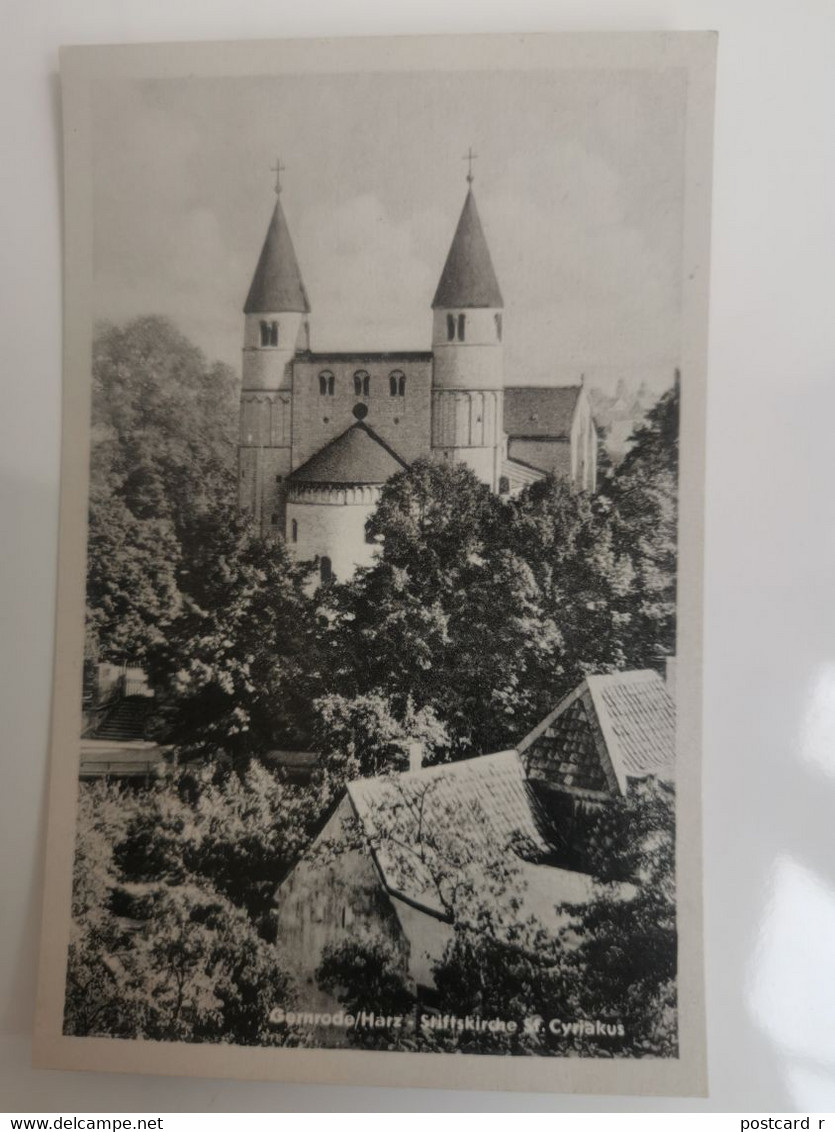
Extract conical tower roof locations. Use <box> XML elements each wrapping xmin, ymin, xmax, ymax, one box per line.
<box><xmin>432</xmin><ymin>188</ymin><xmax>503</xmax><ymax>310</ymax></box>
<box><xmin>244</xmin><ymin>195</ymin><xmax>310</xmax><ymax>314</ymax></box>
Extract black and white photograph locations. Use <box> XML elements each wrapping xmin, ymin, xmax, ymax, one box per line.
<box><xmin>34</xmin><ymin>33</ymin><xmax>714</xmax><ymax>1095</ymax></box>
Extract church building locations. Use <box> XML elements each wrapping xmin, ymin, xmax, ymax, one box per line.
<box><xmin>238</xmin><ymin>165</ymin><xmax>598</xmax><ymax>583</ymax></box>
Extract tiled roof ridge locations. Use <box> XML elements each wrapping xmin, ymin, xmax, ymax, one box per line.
<box><xmin>347</xmin><ymin>748</ymin><xmax>519</xmax><ymax>795</ymax></box>
<box><xmin>586</xmin><ymin>669</ymin><xmax>663</xmax><ymax>690</ymax></box>
<box><xmin>289</xmin><ymin>420</ymin><xmax>409</xmax><ymax>485</ymax></box>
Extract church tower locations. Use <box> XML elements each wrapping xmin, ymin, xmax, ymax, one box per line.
<box><xmin>430</xmin><ymin>164</ymin><xmax>505</xmax><ymax>491</ymax></box>
<box><xmin>239</xmin><ymin>163</ymin><xmax>310</xmax><ymax>535</ymax></box>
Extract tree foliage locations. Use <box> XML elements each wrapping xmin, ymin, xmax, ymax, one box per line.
<box><xmin>65</xmin><ymin>884</ymin><xmax>295</xmax><ymax>1045</ymax></box>
<box><xmin>77</xmin><ymin>318</ymin><xmax>682</xmax><ymax>1054</ymax></box>
<box><xmin>320</xmin><ymin>459</ymin><xmax>563</xmax><ymax>759</ymax></box>
<box><xmin>86</xmin><ymin>316</ymin><xmax>238</xmax><ymax>663</ymax></box>
<box><xmin>428</xmin><ymin>778</ymin><xmax>677</xmax><ymax>1057</ymax></box>
<box><xmin>148</xmin><ymin>506</ymin><xmax>322</xmax><ymax>758</ymax></box>
<box><xmin>64</xmin><ymin>763</ymin><xmax>323</xmax><ymax>1043</ymax></box>
<box><xmin>318</xmin><ymin>382</ymin><xmax>678</xmax><ymax>765</ymax></box>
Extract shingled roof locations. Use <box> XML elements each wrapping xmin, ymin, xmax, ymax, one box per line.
<box><xmin>289</xmin><ymin>421</ymin><xmax>408</xmax><ymax>486</ymax></box>
<box><xmin>347</xmin><ymin>751</ymin><xmax>553</xmax><ymax>917</ymax></box>
<box><xmin>432</xmin><ymin>189</ymin><xmax>503</xmax><ymax>310</ymax></box>
<box><xmin>586</xmin><ymin>670</ymin><xmax>675</xmax><ymax>787</ymax></box>
<box><xmin>244</xmin><ymin>196</ymin><xmax>310</xmax><ymax>314</ymax></box>
<box><xmin>504</xmin><ymin>386</ymin><xmax>582</xmax><ymax>439</ymax></box>
<box><xmin>518</xmin><ymin>669</ymin><xmax>675</xmax><ymax>796</ymax></box>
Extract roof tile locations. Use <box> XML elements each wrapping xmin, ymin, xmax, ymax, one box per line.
<box><xmin>504</xmin><ymin>386</ymin><xmax>582</xmax><ymax>439</ymax></box>
<box><xmin>348</xmin><ymin>751</ymin><xmax>552</xmax><ymax>915</ymax></box>
<box><xmin>289</xmin><ymin>421</ymin><xmax>408</xmax><ymax>485</ymax></box>
<box><xmin>586</xmin><ymin>670</ymin><xmax>676</xmax><ymax>784</ymax></box>
<box><xmin>244</xmin><ymin>197</ymin><xmax>310</xmax><ymax>314</ymax></box>
<box><xmin>432</xmin><ymin>189</ymin><xmax>503</xmax><ymax>310</ymax></box>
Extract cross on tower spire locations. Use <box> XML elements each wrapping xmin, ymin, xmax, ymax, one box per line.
<box><xmin>463</xmin><ymin>146</ymin><xmax>478</xmax><ymax>185</ymax></box>
<box><xmin>270</xmin><ymin>156</ymin><xmax>286</xmax><ymax>195</ymax></box>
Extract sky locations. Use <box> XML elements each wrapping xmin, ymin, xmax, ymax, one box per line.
<box><xmin>91</xmin><ymin>66</ymin><xmax>688</xmax><ymax>394</ymax></box>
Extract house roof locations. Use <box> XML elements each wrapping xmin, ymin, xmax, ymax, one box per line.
<box><xmin>586</xmin><ymin>670</ymin><xmax>675</xmax><ymax>786</ymax></box>
<box><xmin>347</xmin><ymin>751</ymin><xmax>553</xmax><ymax>918</ymax></box>
<box><xmin>518</xmin><ymin>668</ymin><xmax>675</xmax><ymax>795</ymax></box>
<box><xmin>289</xmin><ymin>421</ymin><xmax>408</xmax><ymax>486</ymax></box>
<box><xmin>432</xmin><ymin>189</ymin><xmax>503</xmax><ymax>310</ymax></box>
<box><xmin>503</xmin><ymin>386</ymin><xmax>582</xmax><ymax>439</ymax></box>
<box><xmin>244</xmin><ymin>196</ymin><xmax>310</xmax><ymax>314</ymax></box>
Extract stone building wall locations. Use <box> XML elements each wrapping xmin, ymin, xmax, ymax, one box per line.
<box><xmin>291</xmin><ymin>354</ymin><xmax>432</xmax><ymax>470</ymax></box>
<box><xmin>286</xmin><ymin>484</ymin><xmax>382</xmax><ymax>583</ymax></box>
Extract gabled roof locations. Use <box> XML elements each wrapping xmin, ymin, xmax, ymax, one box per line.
<box><xmin>432</xmin><ymin>189</ymin><xmax>503</xmax><ymax>310</ymax></box>
<box><xmin>289</xmin><ymin>421</ymin><xmax>408</xmax><ymax>486</ymax></box>
<box><xmin>586</xmin><ymin>671</ymin><xmax>675</xmax><ymax>787</ymax></box>
<box><xmin>504</xmin><ymin>386</ymin><xmax>582</xmax><ymax>439</ymax></box>
<box><xmin>347</xmin><ymin>751</ymin><xmax>552</xmax><ymax>917</ymax></box>
<box><xmin>518</xmin><ymin>669</ymin><xmax>675</xmax><ymax>795</ymax></box>
<box><xmin>244</xmin><ymin>196</ymin><xmax>310</xmax><ymax>314</ymax></box>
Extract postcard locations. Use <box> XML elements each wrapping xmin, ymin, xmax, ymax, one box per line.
<box><xmin>34</xmin><ymin>31</ymin><xmax>715</xmax><ymax>1095</ymax></box>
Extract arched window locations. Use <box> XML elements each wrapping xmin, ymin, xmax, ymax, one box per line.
<box><xmin>354</xmin><ymin>370</ymin><xmax>370</xmax><ymax>396</ymax></box>
<box><xmin>498</xmin><ymin>475</ymin><xmax>510</xmax><ymax>495</ymax></box>
<box><xmin>260</xmin><ymin>320</ymin><xmax>278</xmax><ymax>346</ymax></box>
<box><xmin>318</xmin><ymin>370</ymin><xmax>335</xmax><ymax>396</ymax></box>
<box><xmin>457</xmin><ymin>313</ymin><xmax>466</xmax><ymax>341</ymax></box>
<box><xmin>495</xmin><ymin>312</ymin><xmax>502</xmax><ymax>341</ymax></box>
<box><xmin>320</xmin><ymin>556</ymin><xmax>333</xmax><ymax>584</ymax></box>
<box><xmin>398</xmin><ymin>372</ymin><xmax>406</xmax><ymax>396</ymax></box>
<box><xmin>291</xmin><ymin>519</ymin><xmax>298</xmax><ymax>543</ymax></box>
<box><xmin>389</xmin><ymin>370</ymin><xmax>405</xmax><ymax>397</ymax></box>
<box><xmin>446</xmin><ymin>313</ymin><xmax>455</xmax><ymax>341</ymax></box>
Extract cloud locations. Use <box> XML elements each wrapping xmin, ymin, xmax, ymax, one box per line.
<box><xmin>295</xmin><ymin>192</ymin><xmax>442</xmax><ymax>353</ymax></box>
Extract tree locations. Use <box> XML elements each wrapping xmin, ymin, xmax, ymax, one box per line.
<box><xmin>90</xmin><ymin>316</ymin><xmax>238</xmax><ymax>538</ymax></box>
<box><xmin>112</xmin><ymin>762</ymin><xmax>321</xmax><ymax>931</ymax></box>
<box><xmin>65</xmin><ymin>882</ymin><xmax>297</xmax><ymax>1046</ymax></box>
<box><xmin>65</xmin><ymin>764</ymin><xmax>316</xmax><ymax>1045</ymax></box>
<box><xmin>428</xmin><ymin>779</ymin><xmax>678</xmax><ymax>1058</ymax></box>
<box><xmin>546</xmin><ymin>779</ymin><xmax>678</xmax><ymax>1056</ymax></box>
<box><xmin>313</xmin><ymin>692</ymin><xmax>448</xmax><ymax>784</ymax></box>
<box><xmin>322</xmin><ymin>459</ymin><xmax>561</xmax><ymax>759</ymax></box>
<box><xmin>501</xmin><ymin>476</ymin><xmax>637</xmax><ymax>707</ymax></box>
<box><xmin>148</xmin><ymin>505</ymin><xmax>323</xmax><ymax>757</ymax></box>
<box><xmin>601</xmin><ymin>377</ymin><xmax>679</xmax><ymax>665</ymax></box>
<box><xmin>71</xmin><ymin>779</ymin><xmax>134</xmax><ymax>924</ymax></box>
<box><xmin>85</xmin><ymin>498</ymin><xmax>182</xmax><ymax>664</ymax></box>
<box><xmin>317</xmin><ymin>938</ymin><xmax>416</xmax><ymax>1018</ymax></box>
<box><xmin>315</xmin><ymin>763</ymin><xmax>678</xmax><ymax>1057</ymax></box>
<box><xmin>86</xmin><ymin>317</ymin><xmax>239</xmax><ymax>663</ymax></box>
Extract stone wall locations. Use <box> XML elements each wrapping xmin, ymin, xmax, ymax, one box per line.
<box><xmin>291</xmin><ymin>355</ymin><xmax>432</xmax><ymax>470</ymax></box>
<box><xmin>286</xmin><ymin>484</ymin><xmax>382</xmax><ymax>583</ymax></box>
